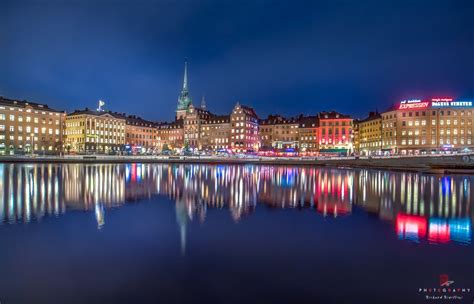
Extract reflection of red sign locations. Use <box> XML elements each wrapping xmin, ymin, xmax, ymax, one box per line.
<box><xmin>396</xmin><ymin>214</ymin><xmax>427</xmax><ymax>239</ymax></box>
<box><xmin>398</xmin><ymin>102</ymin><xmax>430</xmax><ymax>110</ymax></box>
<box><xmin>428</xmin><ymin>221</ymin><xmax>450</xmax><ymax>243</ymax></box>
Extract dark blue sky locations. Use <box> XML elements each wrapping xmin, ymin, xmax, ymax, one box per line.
<box><xmin>1</xmin><ymin>0</ymin><xmax>473</xmax><ymax>121</ymax></box>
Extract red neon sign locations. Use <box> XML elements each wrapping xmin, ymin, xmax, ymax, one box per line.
<box><xmin>398</xmin><ymin>102</ymin><xmax>430</xmax><ymax>110</ymax></box>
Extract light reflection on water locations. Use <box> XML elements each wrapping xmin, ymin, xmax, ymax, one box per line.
<box><xmin>0</xmin><ymin>163</ymin><xmax>472</xmax><ymax>246</ymax></box>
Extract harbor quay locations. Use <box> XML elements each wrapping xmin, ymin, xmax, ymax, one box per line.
<box><xmin>1</xmin><ymin>153</ymin><xmax>474</xmax><ymax>174</ymax></box>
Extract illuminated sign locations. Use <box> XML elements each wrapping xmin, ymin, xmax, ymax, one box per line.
<box><xmin>431</xmin><ymin>98</ymin><xmax>453</xmax><ymax>102</ymax></box>
<box><xmin>431</xmin><ymin>100</ymin><xmax>473</xmax><ymax>108</ymax></box>
<box><xmin>398</xmin><ymin>99</ymin><xmax>430</xmax><ymax>110</ymax></box>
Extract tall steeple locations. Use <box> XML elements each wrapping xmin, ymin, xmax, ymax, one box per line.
<box><xmin>177</xmin><ymin>60</ymin><xmax>192</xmax><ymax>112</ymax></box>
<box><xmin>183</xmin><ymin>61</ymin><xmax>188</xmax><ymax>91</ymax></box>
<box><xmin>200</xmin><ymin>95</ymin><xmax>206</xmax><ymax>110</ymax></box>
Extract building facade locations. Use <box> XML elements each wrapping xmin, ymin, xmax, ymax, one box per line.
<box><xmin>65</xmin><ymin>109</ymin><xmax>126</xmax><ymax>153</ymax></box>
<box><xmin>357</xmin><ymin>111</ymin><xmax>382</xmax><ymax>156</ymax></box>
<box><xmin>124</xmin><ymin>115</ymin><xmax>157</xmax><ymax>154</ymax></box>
<box><xmin>298</xmin><ymin>116</ymin><xmax>319</xmax><ymax>154</ymax></box>
<box><xmin>230</xmin><ymin>103</ymin><xmax>260</xmax><ymax>152</ymax></box>
<box><xmin>317</xmin><ymin>111</ymin><xmax>353</xmax><ymax>155</ymax></box>
<box><xmin>200</xmin><ymin>115</ymin><xmax>231</xmax><ymax>151</ymax></box>
<box><xmin>259</xmin><ymin>115</ymin><xmax>300</xmax><ymax>150</ymax></box>
<box><xmin>381</xmin><ymin>98</ymin><xmax>474</xmax><ymax>155</ymax></box>
<box><xmin>156</xmin><ymin>120</ymin><xmax>184</xmax><ymax>151</ymax></box>
<box><xmin>0</xmin><ymin>97</ymin><xmax>65</xmax><ymax>155</ymax></box>
<box><xmin>183</xmin><ymin>104</ymin><xmax>213</xmax><ymax>150</ymax></box>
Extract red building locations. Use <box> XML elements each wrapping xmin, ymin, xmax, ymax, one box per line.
<box><xmin>317</xmin><ymin>111</ymin><xmax>353</xmax><ymax>155</ymax></box>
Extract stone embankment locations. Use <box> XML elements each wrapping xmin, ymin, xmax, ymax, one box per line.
<box><xmin>1</xmin><ymin>154</ymin><xmax>474</xmax><ymax>174</ymax></box>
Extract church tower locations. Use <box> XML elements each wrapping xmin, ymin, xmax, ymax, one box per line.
<box><xmin>176</xmin><ymin>61</ymin><xmax>192</xmax><ymax>120</ymax></box>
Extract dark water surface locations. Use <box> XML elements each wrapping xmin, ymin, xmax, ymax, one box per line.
<box><xmin>0</xmin><ymin>163</ymin><xmax>472</xmax><ymax>303</ymax></box>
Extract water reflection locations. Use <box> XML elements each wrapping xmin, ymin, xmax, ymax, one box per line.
<box><xmin>0</xmin><ymin>163</ymin><xmax>472</xmax><ymax>246</ymax></box>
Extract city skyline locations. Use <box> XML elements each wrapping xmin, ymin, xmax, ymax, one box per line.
<box><xmin>1</xmin><ymin>0</ymin><xmax>473</xmax><ymax>121</ymax></box>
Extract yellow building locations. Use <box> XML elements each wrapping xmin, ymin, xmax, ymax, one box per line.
<box><xmin>65</xmin><ymin>109</ymin><xmax>126</xmax><ymax>153</ymax></box>
<box><xmin>0</xmin><ymin>97</ymin><xmax>65</xmax><ymax>155</ymax></box>
<box><xmin>357</xmin><ymin>111</ymin><xmax>382</xmax><ymax>156</ymax></box>
<box><xmin>381</xmin><ymin>98</ymin><xmax>474</xmax><ymax>155</ymax></box>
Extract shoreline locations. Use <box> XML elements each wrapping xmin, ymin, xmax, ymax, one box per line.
<box><xmin>1</xmin><ymin>154</ymin><xmax>474</xmax><ymax>174</ymax></box>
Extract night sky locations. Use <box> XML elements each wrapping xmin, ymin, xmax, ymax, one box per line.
<box><xmin>1</xmin><ymin>0</ymin><xmax>473</xmax><ymax>121</ymax></box>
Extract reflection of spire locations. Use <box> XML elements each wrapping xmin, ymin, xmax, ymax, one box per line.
<box><xmin>175</xmin><ymin>200</ymin><xmax>187</xmax><ymax>255</ymax></box>
<box><xmin>95</xmin><ymin>202</ymin><xmax>105</xmax><ymax>229</ymax></box>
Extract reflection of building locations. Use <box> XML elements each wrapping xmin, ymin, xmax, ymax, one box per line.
<box><xmin>63</xmin><ymin>165</ymin><xmax>126</xmax><ymax>210</ymax></box>
<box><xmin>381</xmin><ymin>98</ymin><xmax>474</xmax><ymax>155</ymax></box>
<box><xmin>0</xmin><ymin>97</ymin><xmax>65</xmax><ymax>155</ymax></box>
<box><xmin>65</xmin><ymin>109</ymin><xmax>126</xmax><ymax>153</ymax></box>
<box><xmin>0</xmin><ymin>164</ymin><xmax>64</xmax><ymax>223</ymax></box>
<box><xmin>0</xmin><ymin>163</ymin><xmax>472</xmax><ymax>245</ymax></box>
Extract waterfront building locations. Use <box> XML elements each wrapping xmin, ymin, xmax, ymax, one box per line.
<box><xmin>65</xmin><ymin>109</ymin><xmax>126</xmax><ymax>153</ymax></box>
<box><xmin>259</xmin><ymin>115</ymin><xmax>300</xmax><ymax>150</ymax></box>
<box><xmin>352</xmin><ymin>119</ymin><xmax>360</xmax><ymax>154</ymax></box>
<box><xmin>298</xmin><ymin>115</ymin><xmax>319</xmax><ymax>154</ymax></box>
<box><xmin>0</xmin><ymin>97</ymin><xmax>65</xmax><ymax>155</ymax></box>
<box><xmin>200</xmin><ymin>115</ymin><xmax>231</xmax><ymax>151</ymax></box>
<box><xmin>156</xmin><ymin>120</ymin><xmax>184</xmax><ymax>151</ymax></box>
<box><xmin>317</xmin><ymin>111</ymin><xmax>353</xmax><ymax>155</ymax></box>
<box><xmin>356</xmin><ymin>111</ymin><xmax>382</xmax><ymax>156</ymax></box>
<box><xmin>183</xmin><ymin>104</ymin><xmax>213</xmax><ymax>150</ymax></box>
<box><xmin>124</xmin><ymin>115</ymin><xmax>158</xmax><ymax>154</ymax></box>
<box><xmin>381</xmin><ymin>98</ymin><xmax>474</xmax><ymax>155</ymax></box>
<box><xmin>230</xmin><ymin>102</ymin><xmax>260</xmax><ymax>152</ymax></box>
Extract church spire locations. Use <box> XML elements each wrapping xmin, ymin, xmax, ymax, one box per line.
<box><xmin>183</xmin><ymin>61</ymin><xmax>188</xmax><ymax>90</ymax></box>
<box><xmin>177</xmin><ymin>60</ymin><xmax>192</xmax><ymax>112</ymax></box>
<box><xmin>201</xmin><ymin>95</ymin><xmax>206</xmax><ymax>109</ymax></box>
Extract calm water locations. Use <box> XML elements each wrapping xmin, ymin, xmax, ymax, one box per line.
<box><xmin>0</xmin><ymin>163</ymin><xmax>472</xmax><ymax>303</ymax></box>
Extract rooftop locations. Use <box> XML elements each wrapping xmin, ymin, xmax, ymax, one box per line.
<box><xmin>0</xmin><ymin>96</ymin><xmax>65</xmax><ymax>113</ymax></box>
